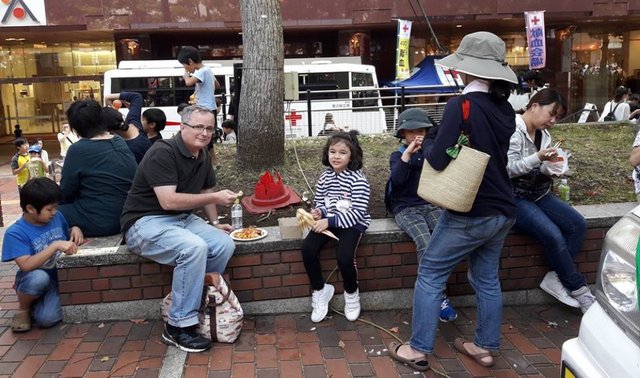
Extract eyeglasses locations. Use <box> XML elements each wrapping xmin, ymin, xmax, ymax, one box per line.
<box><xmin>183</xmin><ymin>122</ymin><xmax>216</xmax><ymax>134</ymax></box>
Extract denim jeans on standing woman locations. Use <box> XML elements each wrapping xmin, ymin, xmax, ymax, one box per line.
<box><xmin>513</xmin><ymin>193</ymin><xmax>587</xmax><ymax>291</ymax></box>
<box><xmin>125</xmin><ymin>213</ymin><xmax>235</xmax><ymax>328</ymax></box>
<box><xmin>409</xmin><ymin>212</ymin><xmax>514</xmax><ymax>353</ymax></box>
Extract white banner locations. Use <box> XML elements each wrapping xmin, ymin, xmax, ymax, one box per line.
<box><xmin>0</xmin><ymin>0</ymin><xmax>46</xmax><ymax>27</ymax></box>
<box><xmin>396</xmin><ymin>19</ymin><xmax>412</xmax><ymax>80</ymax></box>
<box><xmin>525</xmin><ymin>10</ymin><xmax>546</xmax><ymax>70</ymax></box>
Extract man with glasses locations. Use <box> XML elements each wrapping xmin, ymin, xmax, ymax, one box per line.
<box><xmin>120</xmin><ymin>105</ymin><xmax>239</xmax><ymax>353</ymax></box>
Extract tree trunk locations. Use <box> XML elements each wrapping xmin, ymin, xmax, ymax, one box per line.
<box><xmin>237</xmin><ymin>0</ymin><xmax>284</xmax><ymax>169</ymax></box>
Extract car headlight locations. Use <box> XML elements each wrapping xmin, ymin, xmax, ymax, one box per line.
<box><xmin>597</xmin><ymin>214</ymin><xmax>640</xmax><ymax>342</ymax></box>
<box><xmin>601</xmin><ymin>250</ymin><xmax>637</xmax><ymax>312</ymax></box>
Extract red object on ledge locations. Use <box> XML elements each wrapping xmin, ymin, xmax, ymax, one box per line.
<box><xmin>241</xmin><ymin>171</ymin><xmax>302</xmax><ymax>214</ymax></box>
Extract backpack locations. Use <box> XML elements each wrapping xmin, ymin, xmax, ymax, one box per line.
<box><xmin>603</xmin><ymin>101</ymin><xmax>620</xmax><ymax>122</ymax></box>
<box><xmin>384</xmin><ymin>145</ymin><xmax>408</xmax><ymax>215</ymax></box>
<box><xmin>161</xmin><ymin>272</ymin><xmax>243</xmax><ymax>343</ymax></box>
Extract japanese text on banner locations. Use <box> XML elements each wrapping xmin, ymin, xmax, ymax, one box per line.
<box><xmin>525</xmin><ymin>11</ymin><xmax>546</xmax><ymax>70</ymax></box>
<box><xmin>396</xmin><ymin>19</ymin><xmax>412</xmax><ymax>80</ymax></box>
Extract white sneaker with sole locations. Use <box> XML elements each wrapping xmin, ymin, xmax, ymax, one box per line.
<box><xmin>311</xmin><ymin>284</ymin><xmax>335</xmax><ymax>323</ymax></box>
<box><xmin>539</xmin><ymin>271</ymin><xmax>580</xmax><ymax>308</ymax></box>
<box><xmin>343</xmin><ymin>289</ymin><xmax>361</xmax><ymax>321</ymax></box>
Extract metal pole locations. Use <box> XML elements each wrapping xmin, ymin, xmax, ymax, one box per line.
<box><xmin>400</xmin><ymin>86</ymin><xmax>406</xmax><ymax>113</ymax></box>
<box><xmin>307</xmin><ymin>90</ymin><xmax>312</xmax><ymax>137</ymax></box>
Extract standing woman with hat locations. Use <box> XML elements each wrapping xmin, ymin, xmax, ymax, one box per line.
<box><xmin>388</xmin><ymin>32</ymin><xmax>518</xmax><ymax>371</ymax></box>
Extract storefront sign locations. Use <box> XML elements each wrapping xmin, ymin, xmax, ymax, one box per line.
<box><xmin>525</xmin><ymin>10</ymin><xmax>546</xmax><ymax>70</ymax></box>
<box><xmin>1</xmin><ymin>0</ymin><xmax>46</xmax><ymax>26</ymax></box>
<box><xmin>396</xmin><ymin>19</ymin><xmax>412</xmax><ymax>80</ymax></box>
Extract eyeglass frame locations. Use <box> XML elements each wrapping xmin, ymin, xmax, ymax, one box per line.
<box><xmin>182</xmin><ymin>122</ymin><xmax>216</xmax><ymax>134</ymax></box>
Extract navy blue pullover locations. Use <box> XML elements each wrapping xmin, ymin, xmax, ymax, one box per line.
<box><xmin>389</xmin><ymin>145</ymin><xmax>431</xmax><ymax>215</ymax></box>
<box><xmin>424</xmin><ymin>93</ymin><xmax>516</xmax><ymax>218</ymax></box>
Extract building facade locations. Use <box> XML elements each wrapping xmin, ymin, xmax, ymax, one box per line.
<box><xmin>1</xmin><ymin>0</ymin><xmax>639</xmax><ymax>135</ymax></box>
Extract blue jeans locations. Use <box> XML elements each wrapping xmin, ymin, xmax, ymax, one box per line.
<box><xmin>125</xmin><ymin>213</ymin><xmax>235</xmax><ymax>328</ymax></box>
<box><xmin>410</xmin><ymin>212</ymin><xmax>514</xmax><ymax>353</ymax></box>
<box><xmin>395</xmin><ymin>204</ymin><xmax>442</xmax><ymax>259</ymax></box>
<box><xmin>15</xmin><ymin>269</ymin><xmax>62</xmax><ymax>328</ymax></box>
<box><xmin>513</xmin><ymin>194</ymin><xmax>587</xmax><ymax>291</ymax></box>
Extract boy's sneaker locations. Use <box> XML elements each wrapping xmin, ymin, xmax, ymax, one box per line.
<box><xmin>570</xmin><ymin>286</ymin><xmax>596</xmax><ymax>314</ymax></box>
<box><xmin>540</xmin><ymin>271</ymin><xmax>580</xmax><ymax>308</ymax></box>
<box><xmin>162</xmin><ymin>323</ymin><xmax>211</xmax><ymax>353</ymax></box>
<box><xmin>311</xmin><ymin>284</ymin><xmax>335</xmax><ymax>323</ymax></box>
<box><xmin>11</xmin><ymin>310</ymin><xmax>31</xmax><ymax>333</ymax></box>
<box><xmin>343</xmin><ymin>289</ymin><xmax>361</xmax><ymax>321</ymax></box>
<box><xmin>439</xmin><ymin>295</ymin><xmax>458</xmax><ymax>322</ymax></box>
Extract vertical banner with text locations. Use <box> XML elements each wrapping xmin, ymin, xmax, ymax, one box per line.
<box><xmin>525</xmin><ymin>10</ymin><xmax>546</xmax><ymax>70</ymax></box>
<box><xmin>396</xmin><ymin>19</ymin><xmax>412</xmax><ymax>80</ymax></box>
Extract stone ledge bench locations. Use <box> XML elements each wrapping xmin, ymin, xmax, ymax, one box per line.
<box><xmin>57</xmin><ymin>202</ymin><xmax>638</xmax><ymax>323</ymax></box>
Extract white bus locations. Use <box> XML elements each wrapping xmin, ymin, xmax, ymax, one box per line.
<box><xmin>102</xmin><ymin>58</ymin><xmax>387</xmax><ymax>138</ymax></box>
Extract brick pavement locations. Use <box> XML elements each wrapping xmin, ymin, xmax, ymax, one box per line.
<box><xmin>0</xmin><ymin>163</ymin><xmax>583</xmax><ymax>377</ymax></box>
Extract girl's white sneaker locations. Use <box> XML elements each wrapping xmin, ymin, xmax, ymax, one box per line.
<box><xmin>343</xmin><ymin>289</ymin><xmax>361</xmax><ymax>321</ymax></box>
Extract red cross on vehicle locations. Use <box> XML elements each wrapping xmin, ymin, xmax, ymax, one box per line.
<box><xmin>285</xmin><ymin>111</ymin><xmax>303</xmax><ymax>126</ymax></box>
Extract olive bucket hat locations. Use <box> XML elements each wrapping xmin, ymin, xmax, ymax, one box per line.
<box><xmin>395</xmin><ymin>108</ymin><xmax>433</xmax><ymax>138</ymax></box>
<box><xmin>435</xmin><ymin>31</ymin><xmax>518</xmax><ymax>84</ymax></box>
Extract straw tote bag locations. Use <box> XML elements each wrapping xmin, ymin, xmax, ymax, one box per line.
<box><xmin>417</xmin><ymin>97</ymin><xmax>490</xmax><ymax>212</ymax></box>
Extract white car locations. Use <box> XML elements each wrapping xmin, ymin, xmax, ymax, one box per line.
<box><xmin>561</xmin><ymin>206</ymin><xmax>640</xmax><ymax>377</ymax></box>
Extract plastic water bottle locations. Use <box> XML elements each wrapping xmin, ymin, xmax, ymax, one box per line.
<box><xmin>558</xmin><ymin>178</ymin><xmax>570</xmax><ymax>203</ymax></box>
<box><xmin>231</xmin><ymin>199</ymin><xmax>243</xmax><ymax>230</ymax></box>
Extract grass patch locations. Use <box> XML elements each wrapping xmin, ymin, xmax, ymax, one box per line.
<box><xmin>214</xmin><ymin>123</ymin><xmax>637</xmax><ymax>226</ymax></box>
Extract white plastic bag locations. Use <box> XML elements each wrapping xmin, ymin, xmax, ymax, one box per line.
<box><xmin>541</xmin><ymin>147</ymin><xmax>569</xmax><ymax>176</ymax></box>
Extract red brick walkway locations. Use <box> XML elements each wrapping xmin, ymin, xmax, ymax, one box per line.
<box><xmin>0</xmin><ymin>163</ymin><xmax>582</xmax><ymax>377</ymax></box>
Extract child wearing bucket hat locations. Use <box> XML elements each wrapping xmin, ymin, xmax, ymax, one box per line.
<box><xmin>387</xmin><ymin>108</ymin><xmax>457</xmax><ymax>323</ymax></box>
<box><xmin>388</xmin><ymin>31</ymin><xmax>518</xmax><ymax>371</ymax></box>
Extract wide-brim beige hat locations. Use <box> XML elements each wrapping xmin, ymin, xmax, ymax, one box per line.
<box><xmin>435</xmin><ymin>31</ymin><xmax>518</xmax><ymax>84</ymax></box>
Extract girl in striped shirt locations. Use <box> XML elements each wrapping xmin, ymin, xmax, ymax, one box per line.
<box><xmin>302</xmin><ymin>130</ymin><xmax>371</xmax><ymax>323</ymax></box>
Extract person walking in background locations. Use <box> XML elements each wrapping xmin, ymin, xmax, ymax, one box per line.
<box><xmin>26</xmin><ymin>145</ymin><xmax>48</xmax><ymax>179</ymax></box>
<box><xmin>387</xmin><ymin>108</ymin><xmax>457</xmax><ymax>322</ymax></box>
<box><xmin>507</xmin><ymin>88</ymin><xmax>594</xmax><ymax>313</ymax></box>
<box><xmin>36</xmin><ymin>139</ymin><xmax>52</xmax><ymax>175</ymax></box>
<box><xmin>10</xmin><ymin>138</ymin><xmax>30</xmax><ymax>191</ymax></box>
<box><xmin>301</xmin><ymin>131</ymin><xmax>370</xmax><ymax>324</ymax></box>
<box><xmin>57</xmin><ymin>123</ymin><xmax>78</xmax><ymax>161</ymax></box>
<box><xmin>13</xmin><ymin>124</ymin><xmax>22</xmax><ymax>139</ymax></box>
<box><xmin>388</xmin><ymin>31</ymin><xmax>518</xmax><ymax>371</ymax></box>
<box><xmin>598</xmin><ymin>86</ymin><xmax>630</xmax><ymax>122</ymax></box>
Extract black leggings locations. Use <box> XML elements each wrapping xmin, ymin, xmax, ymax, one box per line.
<box><xmin>301</xmin><ymin>227</ymin><xmax>363</xmax><ymax>294</ymax></box>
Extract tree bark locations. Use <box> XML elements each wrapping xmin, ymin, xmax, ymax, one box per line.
<box><xmin>237</xmin><ymin>0</ymin><xmax>285</xmax><ymax>168</ymax></box>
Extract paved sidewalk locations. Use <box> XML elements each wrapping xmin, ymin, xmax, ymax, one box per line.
<box><xmin>0</xmin><ymin>164</ymin><xmax>582</xmax><ymax>377</ymax></box>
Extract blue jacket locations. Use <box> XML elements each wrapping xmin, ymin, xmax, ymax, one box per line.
<box><xmin>388</xmin><ymin>145</ymin><xmax>431</xmax><ymax>214</ymax></box>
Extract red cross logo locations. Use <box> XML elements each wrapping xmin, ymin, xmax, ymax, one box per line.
<box><xmin>285</xmin><ymin>111</ymin><xmax>303</xmax><ymax>126</ymax></box>
<box><xmin>530</xmin><ymin>16</ymin><xmax>540</xmax><ymax>25</ymax></box>
<box><xmin>402</xmin><ymin>24</ymin><xmax>409</xmax><ymax>33</ymax></box>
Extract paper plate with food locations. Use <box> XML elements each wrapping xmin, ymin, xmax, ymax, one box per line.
<box><xmin>230</xmin><ymin>226</ymin><xmax>268</xmax><ymax>242</ymax></box>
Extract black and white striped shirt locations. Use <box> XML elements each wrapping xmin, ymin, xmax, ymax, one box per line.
<box><xmin>314</xmin><ymin>168</ymin><xmax>371</xmax><ymax>231</ymax></box>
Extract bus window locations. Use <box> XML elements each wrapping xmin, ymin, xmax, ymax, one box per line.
<box><xmin>110</xmin><ymin>76</ymin><xmax>192</xmax><ymax>107</ymax></box>
<box><xmin>351</xmin><ymin>72</ymin><xmax>374</xmax><ymax>87</ymax></box>
<box><xmin>298</xmin><ymin>72</ymin><xmax>349</xmax><ymax>100</ymax></box>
